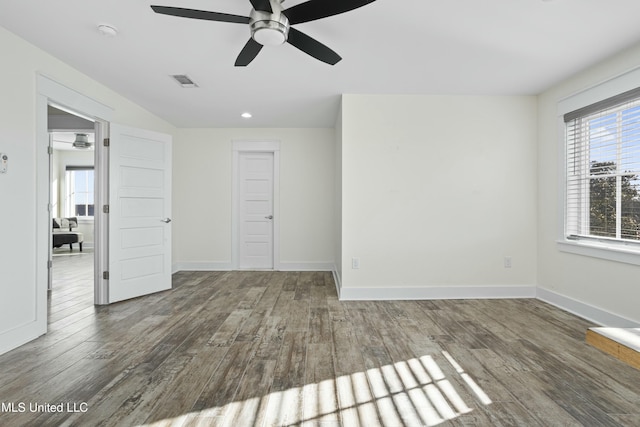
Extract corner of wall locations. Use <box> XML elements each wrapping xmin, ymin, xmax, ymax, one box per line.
<box><xmin>332</xmin><ymin>264</ymin><xmax>342</xmax><ymax>299</ymax></box>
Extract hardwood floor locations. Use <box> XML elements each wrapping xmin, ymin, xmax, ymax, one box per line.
<box><xmin>1</xmin><ymin>257</ymin><xmax>639</xmax><ymax>426</ymax></box>
<box><xmin>48</xmin><ymin>248</ymin><xmax>95</xmax><ymax>327</ymax></box>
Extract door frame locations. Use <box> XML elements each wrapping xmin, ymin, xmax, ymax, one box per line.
<box><xmin>37</xmin><ymin>74</ymin><xmax>113</xmax><ymax>313</ymax></box>
<box><xmin>231</xmin><ymin>140</ymin><xmax>280</xmax><ymax>270</ymax></box>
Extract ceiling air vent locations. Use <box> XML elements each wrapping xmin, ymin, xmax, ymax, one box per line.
<box><xmin>170</xmin><ymin>74</ymin><xmax>198</xmax><ymax>88</ymax></box>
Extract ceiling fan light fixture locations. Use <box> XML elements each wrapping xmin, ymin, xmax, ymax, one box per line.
<box><xmin>250</xmin><ymin>7</ymin><xmax>289</xmax><ymax>46</ymax></box>
<box><xmin>72</xmin><ymin>133</ymin><xmax>92</xmax><ymax>149</ymax></box>
<box><xmin>252</xmin><ymin>21</ymin><xmax>288</xmax><ymax>45</ymax></box>
<box><xmin>150</xmin><ymin>0</ymin><xmax>377</xmax><ymax>65</ymax></box>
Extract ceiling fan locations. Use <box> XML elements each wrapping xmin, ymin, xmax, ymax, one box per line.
<box><xmin>151</xmin><ymin>0</ymin><xmax>377</xmax><ymax>66</ymax></box>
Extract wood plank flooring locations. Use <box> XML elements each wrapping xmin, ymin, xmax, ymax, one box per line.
<box><xmin>1</xmin><ymin>255</ymin><xmax>639</xmax><ymax>426</ymax></box>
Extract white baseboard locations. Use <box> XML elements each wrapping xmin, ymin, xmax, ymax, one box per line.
<box><xmin>172</xmin><ymin>262</ymin><xmax>232</xmax><ymax>274</ymax></box>
<box><xmin>536</xmin><ymin>287</ymin><xmax>640</xmax><ymax>327</ymax></box>
<box><xmin>278</xmin><ymin>262</ymin><xmax>334</xmax><ymax>271</ymax></box>
<box><xmin>338</xmin><ymin>285</ymin><xmax>537</xmax><ymax>301</ymax></box>
<box><xmin>172</xmin><ymin>261</ymin><xmax>334</xmax><ymax>274</ymax></box>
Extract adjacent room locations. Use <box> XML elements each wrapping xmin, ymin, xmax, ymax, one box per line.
<box><xmin>0</xmin><ymin>0</ymin><xmax>639</xmax><ymax>425</ymax></box>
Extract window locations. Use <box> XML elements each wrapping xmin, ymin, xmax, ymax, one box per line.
<box><xmin>65</xmin><ymin>167</ymin><xmax>94</xmax><ymax>217</ymax></box>
<box><xmin>565</xmin><ymin>87</ymin><xmax>640</xmax><ymax>246</ymax></box>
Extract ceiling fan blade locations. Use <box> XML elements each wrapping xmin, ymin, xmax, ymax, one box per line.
<box><xmin>283</xmin><ymin>0</ymin><xmax>376</xmax><ymax>25</ymax></box>
<box><xmin>287</xmin><ymin>28</ymin><xmax>341</xmax><ymax>65</ymax></box>
<box><xmin>151</xmin><ymin>6</ymin><xmax>250</xmax><ymax>24</ymax></box>
<box><xmin>235</xmin><ymin>38</ymin><xmax>264</xmax><ymax>66</ymax></box>
<box><xmin>249</xmin><ymin>0</ymin><xmax>272</xmax><ymax>13</ymax></box>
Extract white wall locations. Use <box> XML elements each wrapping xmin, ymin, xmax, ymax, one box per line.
<box><xmin>537</xmin><ymin>42</ymin><xmax>640</xmax><ymax>325</ymax></box>
<box><xmin>172</xmin><ymin>128</ymin><xmax>335</xmax><ymax>271</ymax></box>
<box><xmin>338</xmin><ymin>95</ymin><xmax>538</xmax><ymax>298</ymax></box>
<box><xmin>0</xmin><ymin>25</ymin><xmax>174</xmax><ymax>355</ymax></box>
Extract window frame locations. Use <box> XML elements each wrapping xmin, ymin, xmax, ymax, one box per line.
<box><xmin>65</xmin><ymin>166</ymin><xmax>95</xmax><ymax>219</ymax></box>
<box><xmin>565</xmin><ymin>98</ymin><xmax>640</xmax><ymax>243</ymax></box>
<box><xmin>557</xmin><ymin>67</ymin><xmax>640</xmax><ymax>265</ymax></box>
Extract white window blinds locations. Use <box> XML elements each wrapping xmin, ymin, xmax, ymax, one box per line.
<box><xmin>565</xmin><ymin>87</ymin><xmax>640</xmax><ymax>243</ymax></box>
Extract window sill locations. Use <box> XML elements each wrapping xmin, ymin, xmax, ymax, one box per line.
<box><xmin>557</xmin><ymin>239</ymin><xmax>640</xmax><ymax>266</ymax></box>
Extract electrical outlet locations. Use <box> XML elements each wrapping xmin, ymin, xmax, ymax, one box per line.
<box><xmin>352</xmin><ymin>257</ymin><xmax>360</xmax><ymax>269</ymax></box>
<box><xmin>504</xmin><ymin>256</ymin><xmax>512</xmax><ymax>268</ymax></box>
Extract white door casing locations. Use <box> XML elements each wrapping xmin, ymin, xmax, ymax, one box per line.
<box><xmin>108</xmin><ymin>124</ymin><xmax>172</xmax><ymax>303</ymax></box>
<box><xmin>7</xmin><ymin>75</ymin><xmax>169</xmax><ymax>357</ymax></box>
<box><xmin>232</xmin><ymin>140</ymin><xmax>280</xmax><ymax>270</ymax></box>
<box><xmin>239</xmin><ymin>152</ymin><xmax>274</xmax><ymax>269</ymax></box>
<box><xmin>4</xmin><ymin>75</ymin><xmax>113</xmax><ymax>357</ymax></box>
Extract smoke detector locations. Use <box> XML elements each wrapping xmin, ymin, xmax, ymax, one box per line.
<box><xmin>97</xmin><ymin>24</ymin><xmax>118</xmax><ymax>37</ymax></box>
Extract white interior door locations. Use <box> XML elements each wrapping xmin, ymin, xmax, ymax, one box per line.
<box><xmin>239</xmin><ymin>152</ymin><xmax>274</xmax><ymax>269</ymax></box>
<box><xmin>108</xmin><ymin>124</ymin><xmax>172</xmax><ymax>303</ymax></box>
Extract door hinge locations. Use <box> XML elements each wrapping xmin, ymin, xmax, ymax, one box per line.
<box><xmin>103</xmin><ymin>204</ymin><xmax>109</xmax><ymax>214</ymax></box>
<box><xmin>47</xmin><ymin>146</ymin><xmax>54</xmax><ymax>155</ymax></box>
<box><xmin>103</xmin><ymin>138</ymin><xmax>110</xmax><ymax>147</ymax></box>
<box><xmin>103</xmin><ymin>271</ymin><xmax>109</xmax><ymax>280</ymax></box>
<box><xmin>48</xmin><ymin>260</ymin><xmax>53</xmax><ymax>269</ymax></box>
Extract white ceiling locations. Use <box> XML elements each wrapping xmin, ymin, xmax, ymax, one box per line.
<box><xmin>2</xmin><ymin>0</ymin><xmax>640</xmax><ymax>128</ymax></box>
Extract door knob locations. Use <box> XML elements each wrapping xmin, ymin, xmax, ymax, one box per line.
<box><xmin>265</xmin><ymin>215</ymin><xmax>273</xmax><ymax>220</ymax></box>
<box><xmin>161</xmin><ymin>218</ymin><xmax>172</xmax><ymax>223</ymax></box>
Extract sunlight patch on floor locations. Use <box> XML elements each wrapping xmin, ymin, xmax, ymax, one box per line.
<box><xmin>140</xmin><ymin>351</ymin><xmax>491</xmax><ymax>427</ymax></box>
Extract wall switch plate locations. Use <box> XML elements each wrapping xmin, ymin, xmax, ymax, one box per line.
<box><xmin>504</xmin><ymin>256</ymin><xmax>512</xmax><ymax>268</ymax></box>
<box><xmin>0</xmin><ymin>153</ymin><xmax>7</xmax><ymax>173</ymax></box>
<box><xmin>352</xmin><ymin>257</ymin><xmax>360</xmax><ymax>269</ymax></box>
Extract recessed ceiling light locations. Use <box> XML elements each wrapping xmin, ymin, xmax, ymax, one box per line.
<box><xmin>97</xmin><ymin>24</ymin><xmax>118</xmax><ymax>37</ymax></box>
<box><xmin>241</xmin><ymin>112</ymin><xmax>252</xmax><ymax>119</ymax></box>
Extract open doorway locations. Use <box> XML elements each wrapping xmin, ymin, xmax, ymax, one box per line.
<box><xmin>48</xmin><ymin>105</ymin><xmax>96</xmax><ymax>315</ymax></box>
<box><xmin>37</xmin><ymin>74</ymin><xmax>171</xmax><ymax>317</ymax></box>
<box><xmin>0</xmin><ymin>74</ymin><xmax>177</xmax><ymax>356</ymax></box>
